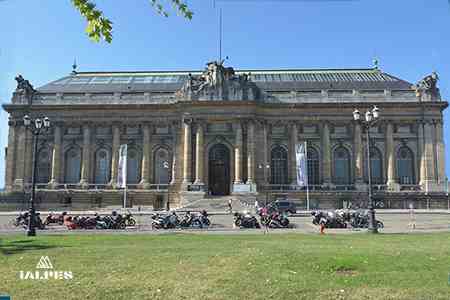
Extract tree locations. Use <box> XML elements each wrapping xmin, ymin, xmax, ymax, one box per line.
<box><xmin>71</xmin><ymin>0</ymin><xmax>193</xmax><ymax>43</ymax></box>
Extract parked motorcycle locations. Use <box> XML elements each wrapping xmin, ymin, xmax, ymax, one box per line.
<box><xmin>44</xmin><ymin>212</ymin><xmax>66</xmax><ymax>226</ymax></box>
<box><xmin>234</xmin><ymin>212</ymin><xmax>260</xmax><ymax>229</ymax></box>
<box><xmin>151</xmin><ymin>212</ymin><xmax>179</xmax><ymax>229</ymax></box>
<box><xmin>13</xmin><ymin>212</ymin><xmax>45</xmax><ymax>230</ymax></box>
<box><xmin>350</xmin><ymin>211</ymin><xmax>384</xmax><ymax>229</ymax></box>
<box><xmin>121</xmin><ymin>211</ymin><xmax>136</xmax><ymax>227</ymax></box>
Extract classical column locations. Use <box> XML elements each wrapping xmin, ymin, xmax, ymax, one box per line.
<box><xmin>50</xmin><ymin>124</ymin><xmax>62</xmax><ymax>188</ymax></box>
<box><xmin>234</xmin><ymin>122</ymin><xmax>243</xmax><ymax>184</ymax></box>
<box><xmin>110</xmin><ymin>123</ymin><xmax>121</xmax><ymax>187</ymax></box>
<box><xmin>418</xmin><ymin>121</ymin><xmax>425</xmax><ymax>185</ymax></box>
<box><xmin>171</xmin><ymin>121</ymin><xmax>182</xmax><ymax>185</ymax></box>
<box><xmin>247</xmin><ymin>121</ymin><xmax>255</xmax><ymax>184</ymax></box>
<box><xmin>435</xmin><ymin>120</ymin><xmax>446</xmax><ymax>189</ymax></box>
<box><xmin>182</xmin><ymin>118</ymin><xmax>192</xmax><ymax>185</ymax></box>
<box><xmin>420</xmin><ymin>121</ymin><xmax>437</xmax><ymax>191</ymax></box>
<box><xmin>80</xmin><ymin>124</ymin><xmax>92</xmax><ymax>188</ymax></box>
<box><xmin>194</xmin><ymin>122</ymin><xmax>205</xmax><ymax>185</ymax></box>
<box><xmin>5</xmin><ymin>119</ymin><xmax>17</xmax><ymax>191</ymax></box>
<box><xmin>140</xmin><ymin>123</ymin><xmax>152</xmax><ymax>189</ymax></box>
<box><xmin>263</xmin><ymin>122</ymin><xmax>270</xmax><ymax>184</ymax></box>
<box><xmin>385</xmin><ymin>122</ymin><xmax>398</xmax><ymax>191</ymax></box>
<box><xmin>13</xmin><ymin>125</ymin><xmax>26</xmax><ymax>189</ymax></box>
<box><xmin>353</xmin><ymin>122</ymin><xmax>365</xmax><ymax>188</ymax></box>
<box><xmin>289</xmin><ymin>122</ymin><xmax>298</xmax><ymax>185</ymax></box>
<box><xmin>321</xmin><ymin>122</ymin><xmax>332</xmax><ymax>186</ymax></box>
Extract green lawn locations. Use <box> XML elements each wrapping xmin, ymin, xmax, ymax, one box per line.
<box><xmin>1</xmin><ymin>233</ymin><xmax>450</xmax><ymax>300</ymax></box>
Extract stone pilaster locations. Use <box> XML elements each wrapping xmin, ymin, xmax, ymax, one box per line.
<box><xmin>246</xmin><ymin>121</ymin><xmax>255</xmax><ymax>184</ymax></box>
<box><xmin>420</xmin><ymin>121</ymin><xmax>437</xmax><ymax>191</ymax></box>
<box><xmin>49</xmin><ymin>124</ymin><xmax>63</xmax><ymax>188</ymax></box>
<box><xmin>13</xmin><ymin>126</ymin><xmax>26</xmax><ymax>190</ymax></box>
<box><xmin>140</xmin><ymin>123</ymin><xmax>152</xmax><ymax>189</ymax></box>
<box><xmin>182</xmin><ymin>118</ymin><xmax>192</xmax><ymax>186</ymax></box>
<box><xmin>263</xmin><ymin>122</ymin><xmax>270</xmax><ymax>184</ymax></box>
<box><xmin>289</xmin><ymin>122</ymin><xmax>298</xmax><ymax>185</ymax></box>
<box><xmin>110</xmin><ymin>123</ymin><xmax>121</xmax><ymax>188</ymax></box>
<box><xmin>353</xmin><ymin>122</ymin><xmax>365</xmax><ymax>189</ymax></box>
<box><xmin>385</xmin><ymin>122</ymin><xmax>399</xmax><ymax>191</ymax></box>
<box><xmin>79</xmin><ymin>124</ymin><xmax>92</xmax><ymax>188</ymax></box>
<box><xmin>194</xmin><ymin>122</ymin><xmax>205</xmax><ymax>185</ymax></box>
<box><xmin>5</xmin><ymin>120</ymin><xmax>17</xmax><ymax>191</ymax></box>
<box><xmin>234</xmin><ymin>122</ymin><xmax>243</xmax><ymax>184</ymax></box>
<box><xmin>435</xmin><ymin>120</ymin><xmax>446</xmax><ymax>190</ymax></box>
<box><xmin>171</xmin><ymin>121</ymin><xmax>182</xmax><ymax>185</ymax></box>
<box><xmin>321</xmin><ymin>122</ymin><xmax>332</xmax><ymax>186</ymax></box>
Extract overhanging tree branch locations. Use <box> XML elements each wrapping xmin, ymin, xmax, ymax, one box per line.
<box><xmin>71</xmin><ymin>0</ymin><xmax>193</xmax><ymax>43</ymax></box>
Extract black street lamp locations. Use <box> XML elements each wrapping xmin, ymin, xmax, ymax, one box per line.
<box><xmin>23</xmin><ymin>114</ymin><xmax>51</xmax><ymax>236</ymax></box>
<box><xmin>353</xmin><ymin>106</ymin><xmax>380</xmax><ymax>234</ymax></box>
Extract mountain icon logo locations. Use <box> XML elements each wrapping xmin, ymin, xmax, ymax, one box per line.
<box><xmin>36</xmin><ymin>256</ymin><xmax>53</xmax><ymax>269</ymax></box>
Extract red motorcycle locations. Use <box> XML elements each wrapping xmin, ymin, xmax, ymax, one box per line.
<box><xmin>44</xmin><ymin>212</ymin><xmax>67</xmax><ymax>226</ymax></box>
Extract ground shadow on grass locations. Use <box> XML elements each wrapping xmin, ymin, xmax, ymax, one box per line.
<box><xmin>0</xmin><ymin>239</ymin><xmax>65</xmax><ymax>256</ymax></box>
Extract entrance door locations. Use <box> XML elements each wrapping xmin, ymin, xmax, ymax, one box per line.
<box><xmin>208</xmin><ymin>144</ymin><xmax>230</xmax><ymax>195</ymax></box>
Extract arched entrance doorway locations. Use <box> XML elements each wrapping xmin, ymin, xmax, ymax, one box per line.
<box><xmin>208</xmin><ymin>144</ymin><xmax>230</xmax><ymax>195</ymax></box>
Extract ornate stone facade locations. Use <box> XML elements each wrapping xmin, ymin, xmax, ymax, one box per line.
<box><xmin>2</xmin><ymin>65</ymin><xmax>448</xmax><ymax>207</ymax></box>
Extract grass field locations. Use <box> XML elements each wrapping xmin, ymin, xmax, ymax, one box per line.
<box><xmin>1</xmin><ymin>232</ymin><xmax>450</xmax><ymax>300</ymax></box>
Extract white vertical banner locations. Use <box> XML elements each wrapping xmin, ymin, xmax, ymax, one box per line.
<box><xmin>117</xmin><ymin>144</ymin><xmax>128</xmax><ymax>188</ymax></box>
<box><xmin>296</xmin><ymin>143</ymin><xmax>307</xmax><ymax>187</ymax></box>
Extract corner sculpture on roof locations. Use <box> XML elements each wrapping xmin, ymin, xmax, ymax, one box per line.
<box><xmin>176</xmin><ymin>60</ymin><xmax>261</xmax><ymax>101</ymax></box>
<box><xmin>414</xmin><ymin>71</ymin><xmax>440</xmax><ymax>100</ymax></box>
<box><xmin>14</xmin><ymin>74</ymin><xmax>36</xmax><ymax>105</ymax></box>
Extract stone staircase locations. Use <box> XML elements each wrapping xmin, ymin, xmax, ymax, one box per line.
<box><xmin>177</xmin><ymin>195</ymin><xmax>254</xmax><ymax>212</ymax></box>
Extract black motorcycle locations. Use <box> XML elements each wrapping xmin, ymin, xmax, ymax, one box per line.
<box><xmin>234</xmin><ymin>212</ymin><xmax>260</xmax><ymax>229</ymax></box>
<box><xmin>151</xmin><ymin>213</ymin><xmax>179</xmax><ymax>229</ymax></box>
<box><xmin>266</xmin><ymin>212</ymin><xmax>290</xmax><ymax>228</ymax></box>
<box><xmin>350</xmin><ymin>211</ymin><xmax>384</xmax><ymax>229</ymax></box>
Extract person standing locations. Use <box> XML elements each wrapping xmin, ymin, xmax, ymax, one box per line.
<box><xmin>228</xmin><ymin>199</ymin><xmax>233</xmax><ymax>214</ymax></box>
<box><xmin>254</xmin><ymin>199</ymin><xmax>259</xmax><ymax>214</ymax></box>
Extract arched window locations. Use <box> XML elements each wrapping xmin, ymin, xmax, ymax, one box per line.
<box><xmin>270</xmin><ymin>146</ymin><xmax>288</xmax><ymax>184</ymax></box>
<box><xmin>333</xmin><ymin>147</ymin><xmax>351</xmax><ymax>185</ymax></box>
<box><xmin>154</xmin><ymin>148</ymin><xmax>171</xmax><ymax>184</ymax></box>
<box><xmin>36</xmin><ymin>148</ymin><xmax>51</xmax><ymax>184</ymax></box>
<box><xmin>94</xmin><ymin>148</ymin><xmax>111</xmax><ymax>184</ymax></box>
<box><xmin>397</xmin><ymin>146</ymin><xmax>415</xmax><ymax>184</ymax></box>
<box><xmin>307</xmin><ymin>147</ymin><xmax>320</xmax><ymax>185</ymax></box>
<box><xmin>64</xmin><ymin>147</ymin><xmax>81</xmax><ymax>183</ymax></box>
<box><xmin>127</xmin><ymin>148</ymin><xmax>141</xmax><ymax>184</ymax></box>
<box><xmin>364</xmin><ymin>147</ymin><xmax>383</xmax><ymax>184</ymax></box>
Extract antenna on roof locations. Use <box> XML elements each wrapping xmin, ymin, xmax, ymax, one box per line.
<box><xmin>71</xmin><ymin>58</ymin><xmax>78</xmax><ymax>75</ymax></box>
<box><xmin>219</xmin><ymin>7</ymin><xmax>223</xmax><ymax>62</ymax></box>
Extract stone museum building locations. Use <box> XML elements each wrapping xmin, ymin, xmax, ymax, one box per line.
<box><xmin>2</xmin><ymin>61</ymin><xmax>448</xmax><ymax>209</ymax></box>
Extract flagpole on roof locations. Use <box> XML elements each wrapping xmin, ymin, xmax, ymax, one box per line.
<box><xmin>305</xmin><ymin>140</ymin><xmax>310</xmax><ymax>211</ymax></box>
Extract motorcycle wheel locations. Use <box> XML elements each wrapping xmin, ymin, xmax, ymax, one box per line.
<box><xmin>376</xmin><ymin>221</ymin><xmax>384</xmax><ymax>229</ymax></box>
<box><xmin>128</xmin><ymin>219</ymin><xmax>136</xmax><ymax>226</ymax></box>
<box><xmin>119</xmin><ymin>222</ymin><xmax>126</xmax><ymax>230</ymax></box>
<box><xmin>281</xmin><ymin>219</ymin><xmax>289</xmax><ymax>227</ymax></box>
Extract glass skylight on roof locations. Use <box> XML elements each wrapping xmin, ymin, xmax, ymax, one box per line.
<box><xmin>53</xmin><ymin>78</ymin><xmax>72</xmax><ymax>85</ymax></box>
<box><xmin>110</xmin><ymin>76</ymin><xmax>132</xmax><ymax>84</ymax></box>
<box><xmin>90</xmin><ymin>76</ymin><xmax>112</xmax><ymax>84</ymax></box>
<box><xmin>69</xmin><ymin>77</ymin><xmax>92</xmax><ymax>84</ymax></box>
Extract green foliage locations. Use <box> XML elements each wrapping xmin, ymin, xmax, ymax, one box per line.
<box><xmin>71</xmin><ymin>0</ymin><xmax>193</xmax><ymax>43</ymax></box>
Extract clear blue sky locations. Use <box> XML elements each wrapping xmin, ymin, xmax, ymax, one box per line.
<box><xmin>1</xmin><ymin>0</ymin><xmax>449</xmax><ymax>188</ymax></box>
